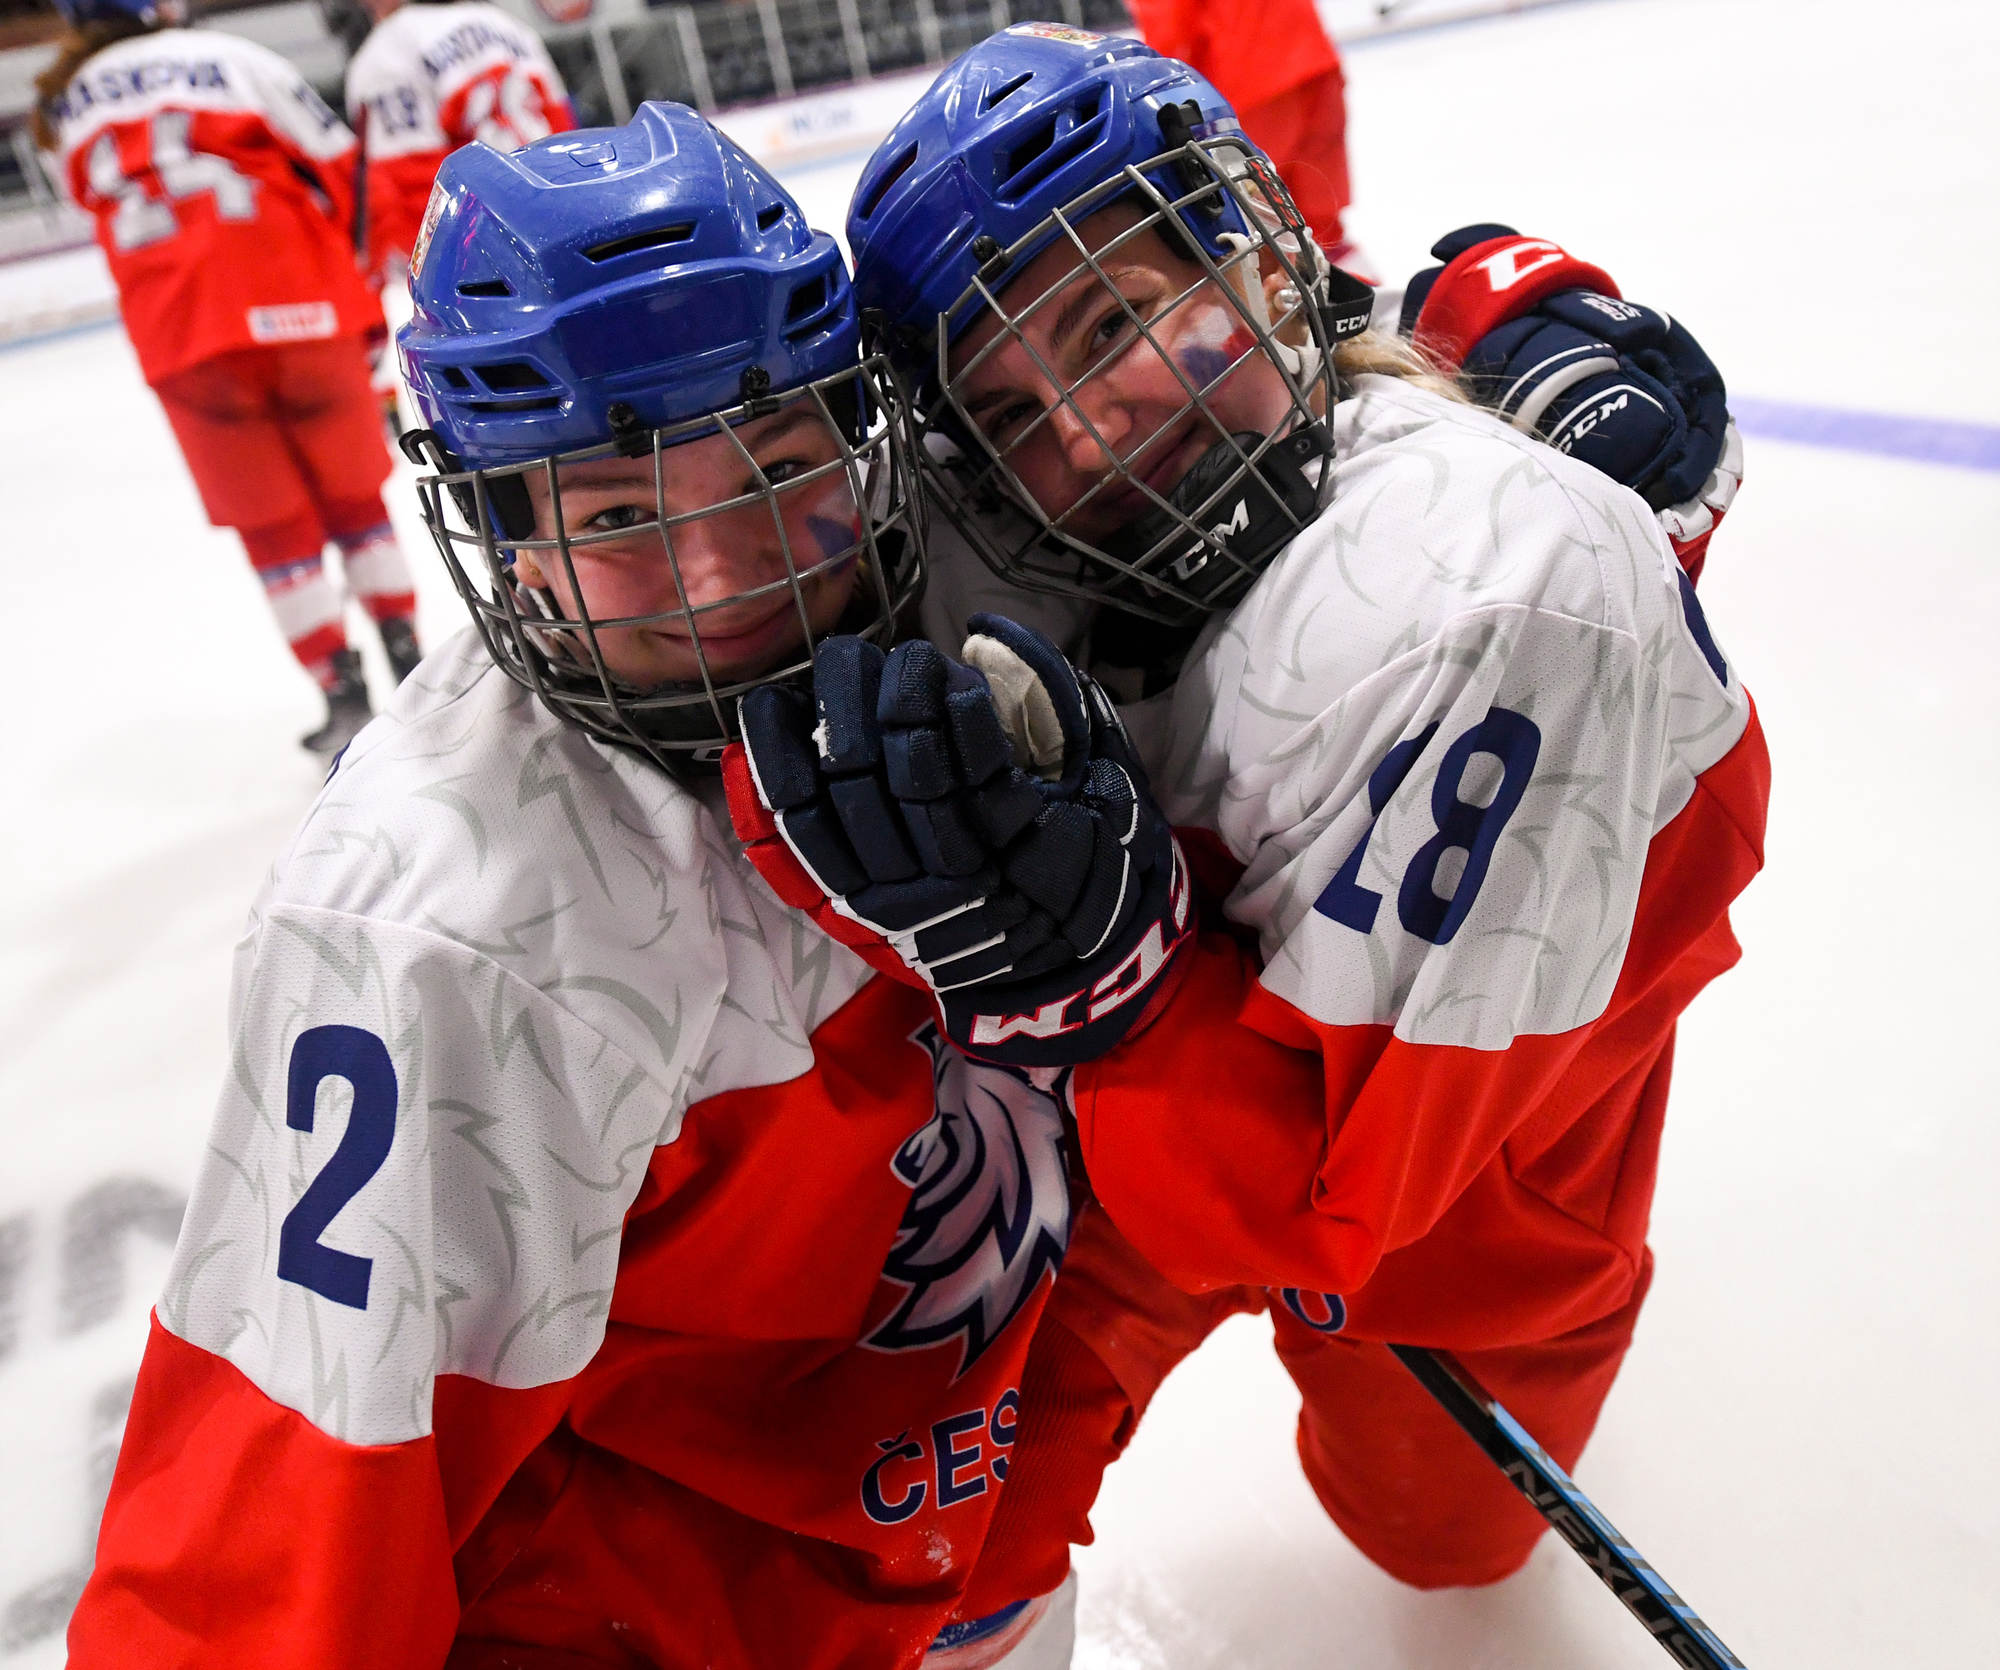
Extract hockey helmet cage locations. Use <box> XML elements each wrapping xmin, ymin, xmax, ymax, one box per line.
<box><xmin>845</xmin><ymin>28</ymin><xmax>1370</xmax><ymax>628</ymax></box>
<box><xmin>398</xmin><ymin>102</ymin><xmax>923</xmax><ymax>772</ymax></box>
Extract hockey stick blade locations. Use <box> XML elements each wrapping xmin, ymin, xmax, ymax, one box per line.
<box><xmin>1388</xmin><ymin>1344</ymin><xmax>1746</xmax><ymax>1670</ymax></box>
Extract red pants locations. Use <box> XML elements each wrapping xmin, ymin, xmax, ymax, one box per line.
<box><xmin>967</xmin><ymin>1204</ymin><xmax>1650</xmax><ymax>1604</ymax></box>
<box><xmin>1240</xmin><ymin>68</ymin><xmax>1352</xmax><ymax>252</ymax></box>
<box><xmin>152</xmin><ymin>336</ymin><xmax>393</xmax><ymax>549</ymax></box>
<box><xmin>1277</xmin><ymin>1252</ymin><xmax>1653</xmax><ymax>1587</ymax></box>
<box><xmin>447</xmin><ymin>1426</ymin><xmax>962</xmax><ymax>1670</ymax></box>
<box><xmin>955</xmin><ymin>1203</ymin><xmax>1262</xmax><ymax>1620</ymax></box>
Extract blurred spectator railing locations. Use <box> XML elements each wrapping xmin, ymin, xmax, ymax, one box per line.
<box><xmin>0</xmin><ymin>0</ymin><xmax>1137</xmax><ymax>258</ymax></box>
<box><xmin>547</xmin><ymin>0</ymin><xmax>1135</xmax><ymax>133</ymax></box>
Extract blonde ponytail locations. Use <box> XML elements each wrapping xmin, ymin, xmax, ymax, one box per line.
<box><xmin>1332</xmin><ymin>328</ymin><xmax>1470</xmax><ymax>404</ymax></box>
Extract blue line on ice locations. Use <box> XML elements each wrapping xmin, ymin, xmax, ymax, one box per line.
<box><xmin>1730</xmin><ymin>399</ymin><xmax>2000</xmax><ymax>473</ymax></box>
<box><xmin>0</xmin><ymin>314</ymin><xmax>120</xmax><ymax>354</ymax></box>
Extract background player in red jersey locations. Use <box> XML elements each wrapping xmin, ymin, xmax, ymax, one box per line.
<box><xmin>34</xmin><ymin>0</ymin><xmax>423</xmax><ymax>754</ymax></box>
<box><xmin>343</xmin><ymin>0</ymin><xmax>574</xmax><ymax>289</ymax></box>
<box><xmin>1127</xmin><ymin>0</ymin><xmax>1363</xmax><ymax>269</ymax></box>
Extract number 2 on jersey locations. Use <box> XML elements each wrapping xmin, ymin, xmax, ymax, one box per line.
<box><xmin>277</xmin><ymin>1025</ymin><xmax>397</xmax><ymax>1310</ymax></box>
<box><xmin>1315</xmin><ymin>707</ymin><xmax>1542</xmax><ymax>946</ymax></box>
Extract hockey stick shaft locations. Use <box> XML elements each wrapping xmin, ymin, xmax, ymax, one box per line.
<box><xmin>1388</xmin><ymin>1343</ymin><xmax>1746</xmax><ymax>1670</ymax></box>
<box><xmin>350</xmin><ymin>104</ymin><xmax>370</xmax><ymax>266</ymax></box>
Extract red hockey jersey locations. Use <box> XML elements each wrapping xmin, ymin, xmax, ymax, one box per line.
<box><xmin>344</xmin><ymin>1</ymin><xmax>573</xmax><ymax>284</ymax></box>
<box><xmin>1126</xmin><ymin>0</ymin><xmax>1339</xmax><ymax>115</ymax></box>
<box><xmin>66</xmin><ymin>632</ymin><xmax>1073</xmax><ymax>1668</ymax></box>
<box><xmin>47</xmin><ymin>27</ymin><xmax>379</xmax><ymax>384</ymax></box>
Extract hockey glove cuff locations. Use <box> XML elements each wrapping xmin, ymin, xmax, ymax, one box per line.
<box><xmin>1399</xmin><ymin>225</ymin><xmax>1621</xmax><ymax>372</ymax></box>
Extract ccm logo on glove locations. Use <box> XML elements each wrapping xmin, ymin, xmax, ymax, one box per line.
<box><xmin>967</xmin><ymin>841</ymin><xmax>1190</xmax><ymax>1047</ymax></box>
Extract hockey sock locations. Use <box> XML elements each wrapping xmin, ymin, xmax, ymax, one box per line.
<box><xmin>242</xmin><ymin>523</ymin><xmax>349</xmax><ymax>688</ymax></box>
<box><xmin>333</xmin><ymin>518</ymin><xmax>418</xmax><ymax>623</ymax></box>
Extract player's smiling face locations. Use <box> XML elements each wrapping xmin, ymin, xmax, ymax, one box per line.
<box><xmin>512</xmin><ymin>404</ymin><xmax>863</xmax><ymax>690</ymax></box>
<box><xmin>947</xmin><ymin>202</ymin><xmax>1304</xmax><ymax>540</ymax></box>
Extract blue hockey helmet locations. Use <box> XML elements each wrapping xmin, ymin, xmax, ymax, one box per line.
<box><xmin>846</xmin><ymin>26</ymin><xmax>1373</xmax><ymax>630</ymax></box>
<box><xmin>398</xmin><ymin>102</ymin><xmax>923</xmax><ymax>772</ymax></box>
<box><xmin>849</xmin><ymin>25</ymin><xmax>1248</xmax><ymax>369</ymax></box>
<box><xmin>402</xmin><ymin>100</ymin><xmax>859</xmax><ymax>466</ymax></box>
<box><xmin>49</xmin><ymin>0</ymin><xmax>180</xmax><ymax>27</ymax></box>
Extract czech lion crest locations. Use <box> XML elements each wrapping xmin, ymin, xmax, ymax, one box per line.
<box><xmin>864</xmin><ymin>1022</ymin><xmax>1073</xmax><ymax>1378</ymax></box>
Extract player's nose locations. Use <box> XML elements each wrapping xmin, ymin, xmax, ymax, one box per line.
<box><xmin>1049</xmin><ymin>379</ymin><xmax>1128</xmax><ymax>475</ymax></box>
<box><xmin>652</xmin><ymin>507</ymin><xmax>744</xmax><ymax>604</ymax></box>
<box><xmin>662</xmin><ymin>500</ymin><xmax>806</xmax><ymax>619</ymax></box>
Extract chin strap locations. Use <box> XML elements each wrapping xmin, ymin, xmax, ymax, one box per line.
<box><xmin>1095</xmin><ymin>421</ymin><xmax>1330</xmax><ymax>621</ymax></box>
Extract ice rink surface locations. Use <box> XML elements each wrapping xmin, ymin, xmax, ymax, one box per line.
<box><xmin>2</xmin><ymin>0</ymin><xmax>1997</xmax><ymax>1664</ymax></box>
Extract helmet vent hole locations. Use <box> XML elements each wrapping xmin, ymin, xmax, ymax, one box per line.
<box><xmin>784</xmin><ymin>274</ymin><xmax>830</xmax><ymax>331</ymax></box>
<box><xmin>456</xmin><ymin>278</ymin><xmax>513</xmax><ymax>298</ymax></box>
<box><xmin>466</xmin><ymin>397</ymin><xmax>562</xmax><ymax>414</ymax></box>
<box><xmin>1003</xmin><ymin>119</ymin><xmax>1058</xmax><ymax>185</ymax></box>
<box><xmin>439</xmin><ymin>367</ymin><xmax>473</xmax><ymax>390</ymax></box>
<box><xmin>757</xmin><ymin>203</ymin><xmax>786</xmax><ymax>231</ymax></box>
<box><xmin>996</xmin><ymin>95</ymin><xmax>1112</xmax><ymax>203</ymax></box>
<box><xmin>475</xmin><ymin>361</ymin><xmax>552</xmax><ymax>392</ymax></box>
<box><xmin>981</xmin><ymin>70</ymin><xmax>1033</xmax><ymax>113</ymax></box>
<box><xmin>853</xmin><ymin>143</ymin><xmax>919</xmax><ymax>223</ymax></box>
<box><xmin>582</xmin><ymin>222</ymin><xmax>696</xmax><ymax>262</ymax></box>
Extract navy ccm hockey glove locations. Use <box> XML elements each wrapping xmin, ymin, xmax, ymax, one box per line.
<box><xmin>723</xmin><ymin>613</ymin><xmax>1192</xmax><ymax>1068</ymax></box>
<box><xmin>1401</xmin><ymin>224</ymin><xmax>1742</xmax><ymax>582</ymax></box>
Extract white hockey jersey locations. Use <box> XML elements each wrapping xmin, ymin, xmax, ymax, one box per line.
<box><xmin>1017</xmin><ymin>375</ymin><xmax>1767</xmax><ymax>1345</ymax></box>
<box><xmin>1140</xmin><ymin>374</ymin><xmax>1753</xmax><ymax>1043</ymax></box>
<box><xmin>344</xmin><ymin>0</ymin><xmax>572</xmax><ymax>279</ymax></box>
<box><xmin>70</xmin><ymin>630</ymin><xmax>1079</xmax><ymax>1668</ymax></box>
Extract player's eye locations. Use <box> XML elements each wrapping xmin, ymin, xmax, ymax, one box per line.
<box><xmin>580</xmin><ymin>501</ymin><xmax>651</xmax><ymax>534</ymax></box>
<box><xmin>983</xmin><ymin>397</ymin><xmax>1043</xmax><ymax>450</ymax></box>
<box><xmin>1087</xmin><ymin>303</ymin><xmax>1135</xmax><ymax>355</ymax></box>
<box><xmin>758</xmin><ymin>456</ymin><xmax>813</xmax><ymax>489</ymax></box>
<box><xmin>1084</xmin><ymin>281</ymin><xmax>1165</xmax><ymax>362</ymax></box>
